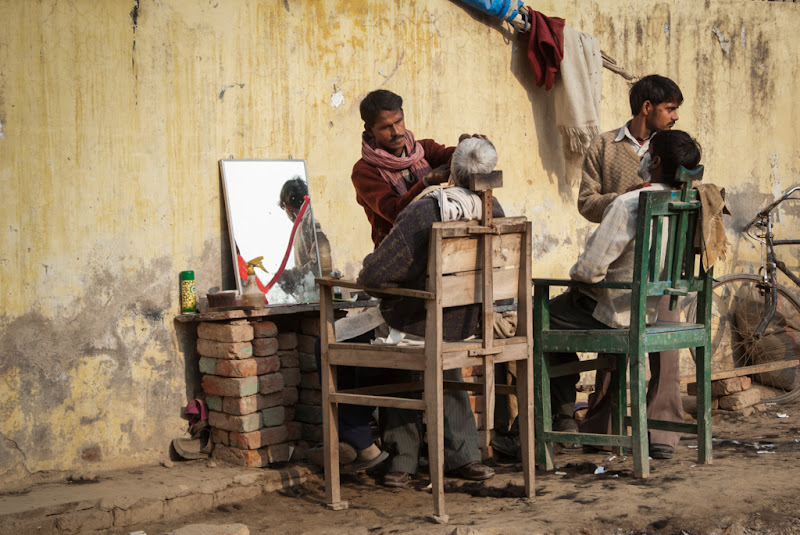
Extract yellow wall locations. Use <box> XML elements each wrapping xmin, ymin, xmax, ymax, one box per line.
<box><xmin>1</xmin><ymin>0</ymin><xmax>798</xmax><ymax>488</ymax></box>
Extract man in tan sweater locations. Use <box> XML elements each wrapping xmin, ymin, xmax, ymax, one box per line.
<box><xmin>576</xmin><ymin>75</ymin><xmax>685</xmax><ymax>459</ymax></box>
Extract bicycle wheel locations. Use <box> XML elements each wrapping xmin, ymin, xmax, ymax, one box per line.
<box><xmin>686</xmin><ymin>274</ymin><xmax>800</xmax><ymax>404</ymax></box>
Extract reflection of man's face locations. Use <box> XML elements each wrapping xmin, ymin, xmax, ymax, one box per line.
<box><xmin>283</xmin><ymin>205</ymin><xmax>299</xmax><ymax>223</ymax></box>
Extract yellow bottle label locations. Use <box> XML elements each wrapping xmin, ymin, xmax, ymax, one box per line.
<box><xmin>181</xmin><ymin>280</ymin><xmax>196</xmax><ymax>312</ymax></box>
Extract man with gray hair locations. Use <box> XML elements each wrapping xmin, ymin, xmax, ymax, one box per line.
<box><xmin>355</xmin><ymin>136</ymin><xmax>501</xmax><ymax>487</ymax></box>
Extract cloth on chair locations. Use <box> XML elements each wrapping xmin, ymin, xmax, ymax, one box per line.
<box><xmin>553</xmin><ymin>25</ymin><xmax>603</xmax><ymax>157</ymax></box>
<box><xmin>694</xmin><ymin>183</ymin><xmax>730</xmax><ymax>271</ymax></box>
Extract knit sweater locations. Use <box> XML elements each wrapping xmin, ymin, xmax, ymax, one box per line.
<box><xmin>577</xmin><ymin>129</ymin><xmax>643</xmax><ymax>223</ymax></box>
<box><xmin>357</xmin><ymin>196</ymin><xmax>505</xmax><ymax>341</ymax></box>
<box><xmin>352</xmin><ymin>139</ymin><xmax>456</xmax><ymax>248</ymax></box>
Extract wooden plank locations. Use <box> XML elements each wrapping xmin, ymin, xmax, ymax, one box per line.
<box><xmin>549</xmin><ymin>355</ymin><xmax>615</xmax><ymax>378</ymax></box>
<box><xmin>440</xmin><ymin>267</ymin><xmax>519</xmax><ymax>307</ymax></box>
<box><xmin>440</xmin><ymin>233</ymin><xmax>522</xmax><ymax>274</ymax></box>
<box><xmin>329</xmin><ymin>347</ymin><xmax>425</xmax><ymax>370</ymax></box>
<box><xmin>330</xmin><ymin>392</ymin><xmax>426</xmax><ymax>411</ymax></box>
<box><xmin>469</xmin><ymin>170</ymin><xmax>503</xmax><ymax>191</ymax></box>
<box><xmin>680</xmin><ymin>359</ymin><xmax>800</xmax><ymax>385</ymax></box>
<box><xmin>314</xmin><ymin>279</ymin><xmax>433</xmax><ymax>300</ymax></box>
<box><xmin>339</xmin><ymin>381</ymin><xmax>422</xmax><ymax>396</ymax></box>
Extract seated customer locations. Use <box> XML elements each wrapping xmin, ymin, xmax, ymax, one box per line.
<box><xmin>548</xmin><ymin>130</ymin><xmax>702</xmax><ymax>457</ymax></box>
<box><xmin>356</xmin><ymin>137</ymin><xmax>502</xmax><ymax>487</ymax></box>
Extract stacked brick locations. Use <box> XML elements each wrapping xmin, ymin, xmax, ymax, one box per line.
<box><xmin>294</xmin><ymin>315</ymin><xmax>324</xmax><ymax>445</ymax></box>
<box><xmin>688</xmin><ymin>375</ymin><xmax>760</xmax><ymax>411</ymax></box>
<box><xmin>197</xmin><ymin>319</ymin><xmax>296</xmax><ymax>467</ymax></box>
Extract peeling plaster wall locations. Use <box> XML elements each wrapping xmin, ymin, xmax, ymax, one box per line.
<box><xmin>0</xmin><ymin>0</ymin><xmax>799</xmax><ymax>488</ymax></box>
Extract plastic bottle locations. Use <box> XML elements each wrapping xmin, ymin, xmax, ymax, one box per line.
<box><xmin>241</xmin><ymin>257</ymin><xmax>266</xmax><ymax>308</ymax></box>
<box><xmin>180</xmin><ymin>270</ymin><xmax>196</xmax><ymax>313</ymax></box>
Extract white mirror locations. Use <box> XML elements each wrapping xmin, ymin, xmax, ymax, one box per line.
<box><xmin>219</xmin><ymin>159</ymin><xmax>330</xmax><ymax>305</ymax></box>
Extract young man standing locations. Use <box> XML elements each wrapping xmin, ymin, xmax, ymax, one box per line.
<box><xmin>576</xmin><ymin>75</ymin><xmax>685</xmax><ymax>458</ymax></box>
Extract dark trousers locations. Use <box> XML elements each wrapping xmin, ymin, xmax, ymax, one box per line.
<box><xmin>546</xmin><ymin>289</ymin><xmax>610</xmax><ymax>417</ymax></box>
<box><xmin>315</xmin><ymin>333</ymin><xmax>480</xmax><ymax>473</ymax></box>
<box><xmin>315</xmin><ymin>333</ymin><xmax>387</xmax><ymax>450</ymax></box>
<box><xmin>580</xmin><ymin>296</ymin><xmax>684</xmax><ymax>447</ymax></box>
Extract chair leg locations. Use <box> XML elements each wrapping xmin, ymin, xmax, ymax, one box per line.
<box><xmin>516</xmin><ymin>359</ymin><xmax>535</xmax><ymax>498</ymax></box>
<box><xmin>629</xmin><ymin>352</ymin><xmax>649</xmax><ymax>478</ymax></box>
<box><xmin>425</xmin><ymin>368</ymin><xmax>448</xmax><ymax>523</ymax></box>
<box><xmin>533</xmin><ymin>350</ymin><xmax>554</xmax><ymax>470</ymax></box>
<box><xmin>610</xmin><ymin>355</ymin><xmax>626</xmax><ymax>456</ymax></box>
<box><xmin>321</xmin><ymin>367</ymin><xmax>347</xmax><ymax>510</ymax></box>
<box><xmin>480</xmin><ymin>359</ymin><xmax>496</xmax><ymax>460</ymax></box>
<box><xmin>696</xmin><ymin>345</ymin><xmax>713</xmax><ymax>465</ymax></box>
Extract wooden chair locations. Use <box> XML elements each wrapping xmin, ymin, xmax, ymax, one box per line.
<box><xmin>533</xmin><ymin>166</ymin><xmax>713</xmax><ymax>478</ymax></box>
<box><xmin>316</xmin><ymin>172</ymin><xmax>534</xmax><ymax>523</ymax></box>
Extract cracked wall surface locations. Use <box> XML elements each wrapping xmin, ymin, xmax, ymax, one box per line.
<box><xmin>1</xmin><ymin>0</ymin><xmax>799</xmax><ymax>489</ymax></box>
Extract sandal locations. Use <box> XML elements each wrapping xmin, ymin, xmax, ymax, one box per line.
<box><xmin>383</xmin><ymin>471</ymin><xmax>411</xmax><ymax>488</ymax></box>
<box><xmin>172</xmin><ymin>427</ymin><xmax>213</xmax><ymax>460</ymax></box>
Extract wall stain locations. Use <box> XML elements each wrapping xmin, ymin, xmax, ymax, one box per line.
<box><xmin>219</xmin><ymin>83</ymin><xmax>245</xmax><ymax>101</ymax></box>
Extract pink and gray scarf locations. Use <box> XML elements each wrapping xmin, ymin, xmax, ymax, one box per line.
<box><xmin>361</xmin><ymin>130</ymin><xmax>432</xmax><ymax>195</ymax></box>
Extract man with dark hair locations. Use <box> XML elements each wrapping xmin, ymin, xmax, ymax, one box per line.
<box><xmin>353</xmin><ymin>89</ymin><xmax>465</xmax><ymax>248</ymax></box>
<box><xmin>578</xmin><ymin>74</ymin><xmax>683</xmax><ymax>222</ymax></box>
<box><xmin>569</xmin><ymin>128</ymin><xmax>700</xmax><ymax>460</ymax></box>
<box><xmin>572</xmin><ymin>74</ymin><xmax>685</xmax><ymax>458</ymax></box>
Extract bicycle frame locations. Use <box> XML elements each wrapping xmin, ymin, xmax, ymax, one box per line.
<box><xmin>744</xmin><ymin>185</ymin><xmax>800</xmax><ymax>337</ymax></box>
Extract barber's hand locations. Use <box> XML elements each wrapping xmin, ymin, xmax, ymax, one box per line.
<box><xmin>424</xmin><ymin>165</ymin><xmax>450</xmax><ymax>186</ymax></box>
<box><xmin>458</xmin><ymin>133</ymin><xmax>489</xmax><ymax>142</ymax></box>
<box><xmin>625</xmin><ymin>182</ymin><xmax>651</xmax><ymax>193</ymax></box>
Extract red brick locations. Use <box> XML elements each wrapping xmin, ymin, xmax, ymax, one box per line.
<box><xmin>282</xmin><ymin>368</ymin><xmax>301</xmax><ymax>387</ymax></box>
<box><xmin>252</xmin><ymin>337</ymin><xmax>279</xmax><ymax>357</ymax></box>
<box><xmin>277</xmin><ymin>332</ymin><xmax>298</xmax><ymax>350</ymax></box>
<box><xmin>294</xmin><ymin>404</ymin><xmax>322</xmax><ymax>424</ymax></box>
<box><xmin>261</xmin><ymin>405</ymin><xmax>285</xmax><ymax>427</ymax></box>
<box><xmin>286</xmin><ymin>421</ymin><xmax>302</xmax><ymax>441</ymax></box>
<box><xmin>229</xmin><ymin>425</ymin><xmax>289</xmax><ymax>449</ymax></box>
<box><xmin>298</xmin><ymin>334</ymin><xmax>317</xmax><ymax>355</ymax></box>
<box><xmin>470</xmin><ymin>394</ymin><xmax>485</xmax><ymax>414</ymax></box>
<box><xmin>278</xmin><ymin>349</ymin><xmax>299</xmax><ymax>368</ymax></box>
<box><xmin>252</xmin><ymin>320</ymin><xmax>278</xmax><ymax>338</ymax></box>
<box><xmin>302</xmin><ymin>423</ymin><xmax>322</xmax><ymax>442</ymax></box>
<box><xmin>259</xmin><ymin>372</ymin><xmax>285</xmax><ymax>394</ymax></box>
<box><xmin>299</xmin><ymin>389</ymin><xmax>322</xmax><ymax>406</ymax></box>
<box><xmin>258</xmin><ymin>391</ymin><xmax>283</xmax><ymax>410</ymax></box>
<box><xmin>301</xmin><ymin>317</ymin><xmax>321</xmax><ymax>337</ymax></box>
<box><xmin>300</xmin><ymin>371</ymin><xmax>320</xmax><ymax>389</ymax></box>
<box><xmin>197</xmin><ymin>339</ymin><xmax>252</xmax><ymax>360</ymax></box>
<box><xmin>210</xmin><ymin>427</ymin><xmax>230</xmax><ymax>446</ymax></box>
<box><xmin>212</xmin><ymin>444</ymin><xmax>265</xmax><ymax>467</ymax></box>
<box><xmin>264</xmin><ymin>443</ymin><xmax>292</xmax><ymax>463</ymax></box>
<box><xmin>462</xmin><ymin>365</ymin><xmax>484</xmax><ymax>377</ymax></box>
<box><xmin>255</xmin><ymin>355</ymin><xmax>280</xmax><ymax>375</ymax></box>
<box><xmin>217</xmin><ymin>358</ymin><xmax>258</xmax><ymax>378</ymax></box>
<box><xmin>284</xmin><ymin>406</ymin><xmax>295</xmax><ymax>421</ymax></box>
<box><xmin>202</xmin><ymin>375</ymin><xmax>258</xmax><ymax>397</ymax></box>
<box><xmin>222</xmin><ymin>395</ymin><xmax>258</xmax><ymax>415</ymax></box>
<box><xmin>281</xmin><ymin>387</ymin><xmax>299</xmax><ymax>405</ymax></box>
<box><xmin>198</xmin><ymin>322</ymin><xmax>254</xmax><ymax>342</ymax></box>
<box><xmin>209</xmin><ymin>410</ymin><xmax>261</xmax><ymax>433</ymax></box>
<box><xmin>298</xmin><ymin>352</ymin><xmax>317</xmax><ymax>372</ymax></box>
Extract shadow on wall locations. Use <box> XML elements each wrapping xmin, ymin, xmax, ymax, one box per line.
<box><xmin>447</xmin><ymin>0</ymin><xmax>572</xmax><ymax>202</ymax></box>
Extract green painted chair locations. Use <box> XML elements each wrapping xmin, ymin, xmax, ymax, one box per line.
<box><xmin>532</xmin><ymin>166</ymin><xmax>712</xmax><ymax>478</ymax></box>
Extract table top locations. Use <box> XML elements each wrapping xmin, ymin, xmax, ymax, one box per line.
<box><xmin>174</xmin><ymin>299</ymin><xmax>378</xmax><ymax>322</ymax></box>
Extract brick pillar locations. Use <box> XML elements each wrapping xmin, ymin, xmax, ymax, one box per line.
<box><xmin>198</xmin><ymin>319</ymin><xmax>294</xmax><ymax>467</ymax></box>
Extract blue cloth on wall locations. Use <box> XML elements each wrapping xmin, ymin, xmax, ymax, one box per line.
<box><xmin>456</xmin><ymin>0</ymin><xmax>522</xmax><ymax>22</ymax></box>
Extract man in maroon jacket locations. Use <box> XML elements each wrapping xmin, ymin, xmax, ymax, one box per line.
<box><xmin>352</xmin><ymin>89</ymin><xmax>458</xmax><ymax>248</ymax></box>
<box><xmin>349</xmin><ymin>92</ymin><xmax>495</xmax><ymax>488</ymax></box>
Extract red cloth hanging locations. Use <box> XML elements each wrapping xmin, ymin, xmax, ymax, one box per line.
<box><xmin>519</xmin><ymin>8</ymin><xmax>565</xmax><ymax>91</ymax></box>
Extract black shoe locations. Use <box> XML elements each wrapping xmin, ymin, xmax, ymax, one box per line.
<box><xmin>649</xmin><ymin>443</ymin><xmax>674</xmax><ymax>459</ymax></box>
<box><xmin>553</xmin><ymin>415</ymin><xmax>581</xmax><ymax>449</ymax></box>
<box><xmin>490</xmin><ymin>435</ymin><xmax>521</xmax><ymax>459</ymax></box>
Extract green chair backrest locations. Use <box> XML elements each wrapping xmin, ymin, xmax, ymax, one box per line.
<box><xmin>630</xmin><ymin>165</ymin><xmax>706</xmax><ymax>327</ymax></box>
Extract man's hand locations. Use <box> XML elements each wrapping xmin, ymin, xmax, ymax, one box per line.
<box><xmin>625</xmin><ymin>182</ymin><xmax>651</xmax><ymax>193</ymax></box>
<box><xmin>424</xmin><ymin>164</ymin><xmax>450</xmax><ymax>186</ymax></box>
<box><xmin>459</xmin><ymin>133</ymin><xmax>488</xmax><ymax>142</ymax></box>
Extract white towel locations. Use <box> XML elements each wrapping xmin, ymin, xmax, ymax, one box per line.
<box><xmin>423</xmin><ymin>186</ymin><xmax>484</xmax><ymax>222</ymax></box>
<box><xmin>554</xmin><ymin>25</ymin><xmax>603</xmax><ymax>156</ymax></box>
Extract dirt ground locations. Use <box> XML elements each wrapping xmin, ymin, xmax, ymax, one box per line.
<box><xmin>130</xmin><ymin>400</ymin><xmax>800</xmax><ymax>535</ymax></box>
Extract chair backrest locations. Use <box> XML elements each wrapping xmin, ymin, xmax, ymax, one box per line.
<box><xmin>631</xmin><ymin>165</ymin><xmax>708</xmax><ymax>323</ymax></box>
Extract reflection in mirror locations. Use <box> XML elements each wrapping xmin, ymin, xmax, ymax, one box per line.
<box><xmin>220</xmin><ymin>159</ymin><xmax>331</xmax><ymax>305</ymax></box>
